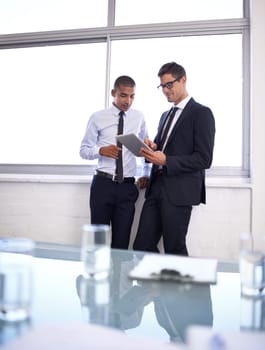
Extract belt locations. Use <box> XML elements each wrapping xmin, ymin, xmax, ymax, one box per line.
<box><xmin>96</xmin><ymin>170</ymin><xmax>135</xmax><ymax>184</ymax></box>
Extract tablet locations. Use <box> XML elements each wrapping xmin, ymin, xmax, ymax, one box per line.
<box><xmin>116</xmin><ymin>133</ymin><xmax>153</xmax><ymax>157</ymax></box>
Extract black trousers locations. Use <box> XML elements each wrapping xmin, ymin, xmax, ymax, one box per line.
<box><xmin>133</xmin><ymin>176</ymin><xmax>192</xmax><ymax>255</ymax></box>
<box><xmin>90</xmin><ymin>175</ymin><xmax>139</xmax><ymax>249</ymax></box>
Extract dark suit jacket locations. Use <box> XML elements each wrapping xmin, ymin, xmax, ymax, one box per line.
<box><xmin>146</xmin><ymin>98</ymin><xmax>215</xmax><ymax>206</ymax></box>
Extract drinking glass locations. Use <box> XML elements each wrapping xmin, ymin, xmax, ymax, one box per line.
<box><xmin>0</xmin><ymin>237</ymin><xmax>35</xmax><ymax>322</ymax></box>
<box><xmin>81</xmin><ymin>224</ymin><xmax>111</xmax><ymax>280</ymax></box>
<box><xmin>239</xmin><ymin>232</ymin><xmax>265</xmax><ymax>297</ymax></box>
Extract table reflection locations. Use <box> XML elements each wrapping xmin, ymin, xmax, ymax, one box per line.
<box><xmin>240</xmin><ymin>296</ymin><xmax>265</xmax><ymax>330</ymax></box>
<box><xmin>0</xmin><ymin>319</ymin><xmax>31</xmax><ymax>345</ymax></box>
<box><xmin>76</xmin><ymin>252</ymin><xmax>213</xmax><ymax>343</ymax></box>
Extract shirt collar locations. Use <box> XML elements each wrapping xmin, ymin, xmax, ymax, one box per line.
<box><xmin>174</xmin><ymin>95</ymin><xmax>191</xmax><ymax>110</ymax></box>
<box><xmin>111</xmin><ymin>103</ymin><xmax>127</xmax><ymax>117</ymax></box>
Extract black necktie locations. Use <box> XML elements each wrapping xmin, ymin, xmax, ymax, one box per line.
<box><xmin>157</xmin><ymin>107</ymin><xmax>178</xmax><ymax>150</ymax></box>
<box><xmin>115</xmin><ymin>111</ymin><xmax>124</xmax><ymax>183</ymax></box>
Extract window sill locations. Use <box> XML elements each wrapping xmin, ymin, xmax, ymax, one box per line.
<box><xmin>0</xmin><ymin>173</ymin><xmax>93</xmax><ymax>184</ymax></box>
<box><xmin>206</xmin><ymin>176</ymin><xmax>251</xmax><ymax>189</ymax></box>
<box><xmin>0</xmin><ymin>173</ymin><xmax>252</xmax><ymax>188</ymax></box>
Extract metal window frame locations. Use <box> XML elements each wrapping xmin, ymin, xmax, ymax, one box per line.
<box><xmin>0</xmin><ymin>0</ymin><xmax>250</xmax><ymax>178</ymax></box>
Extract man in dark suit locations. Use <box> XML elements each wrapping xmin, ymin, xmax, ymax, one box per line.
<box><xmin>133</xmin><ymin>62</ymin><xmax>215</xmax><ymax>255</ymax></box>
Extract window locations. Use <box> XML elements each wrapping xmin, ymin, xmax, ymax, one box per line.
<box><xmin>0</xmin><ymin>0</ymin><xmax>108</xmax><ymax>34</ymax></box>
<box><xmin>0</xmin><ymin>0</ymin><xmax>249</xmax><ymax>176</ymax></box>
<box><xmin>0</xmin><ymin>44</ymin><xmax>106</xmax><ymax>165</ymax></box>
<box><xmin>110</xmin><ymin>35</ymin><xmax>243</xmax><ymax>167</ymax></box>
<box><xmin>115</xmin><ymin>0</ymin><xmax>243</xmax><ymax>24</ymax></box>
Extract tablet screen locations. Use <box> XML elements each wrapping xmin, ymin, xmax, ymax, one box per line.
<box><xmin>116</xmin><ymin>133</ymin><xmax>152</xmax><ymax>156</ymax></box>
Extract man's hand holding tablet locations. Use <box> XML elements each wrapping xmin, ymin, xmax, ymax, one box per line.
<box><xmin>116</xmin><ymin>133</ymin><xmax>154</xmax><ymax>157</ymax></box>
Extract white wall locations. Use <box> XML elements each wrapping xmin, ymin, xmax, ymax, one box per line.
<box><xmin>0</xmin><ymin>179</ymin><xmax>252</xmax><ymax>261</ymax></box>
<box><xmin>250</xmin><ymin>0</ymin><xmax>265</xmax><ymax>250</ymax></box>
<box><xmin>0</xmin><ymin>0</ymin><xmax>264</xmax><ymax>262</ymax></box>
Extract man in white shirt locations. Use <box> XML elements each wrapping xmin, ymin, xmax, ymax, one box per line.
<box><xmin>80</xmin><ymin>76</ymin><xmax>149</xmax><ymax>249</ymax></box>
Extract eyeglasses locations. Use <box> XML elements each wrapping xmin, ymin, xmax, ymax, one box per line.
<box><xmin>157</xmin><ymin>77</ymin><xmax>182</xmax><ymax>90</ymax></box>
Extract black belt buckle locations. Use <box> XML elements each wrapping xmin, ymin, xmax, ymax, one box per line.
<box><xmin>112</xmin><ymin>174</ymin><xmax>123</xmax><ymax>183</ymax></box>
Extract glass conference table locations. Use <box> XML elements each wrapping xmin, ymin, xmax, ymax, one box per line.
<box><xmin>0</xmin><ymin>242</ymin><xmax>264</xmax><ymax>346</ymax></box>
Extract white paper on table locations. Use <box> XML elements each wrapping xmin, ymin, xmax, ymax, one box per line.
<box><xmin>128</xmin><ymin>254</ymin><xmax>217</xmax><ymax>284</ymax></box>
<box><xmin>187</xmin><ymin>326</ymin><xmax>265</xmax><ymax>350</ymax></box>
<box><xmin>2</xmin><ymin>322</ymin><xmax>186</xmax><ymax>350</ymax></box>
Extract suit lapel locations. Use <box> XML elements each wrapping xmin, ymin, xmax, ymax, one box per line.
<box><xmin>154</xmin><ymin>109</ymin><xmax>172</xmax><ymax>144</ymax></box>
<box><xmin>165</xmin><ymin>98</ymin><xmax>195</xmax><ymax>147</ymax></box>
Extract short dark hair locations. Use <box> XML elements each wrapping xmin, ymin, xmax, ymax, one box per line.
<box><xmin>113</xmin><ymin>75</ymin><xmax>136</xmax><ymax>90</ymax></box>
<box><xmin>158</xmin><ymin>62</ymin><xmax>186</xmax><ymax>79</ymax></box>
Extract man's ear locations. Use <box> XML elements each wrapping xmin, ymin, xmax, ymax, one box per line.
<box><xmin>111</xmin><ymin>89</ymin><xmax>116</xmax><ymax>97</ymax></box>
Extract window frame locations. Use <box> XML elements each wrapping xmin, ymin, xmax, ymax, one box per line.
<box><xmin>0</xmin><ymin>0</ymin><xmax>250</xmax><ymax>178</ymax></box>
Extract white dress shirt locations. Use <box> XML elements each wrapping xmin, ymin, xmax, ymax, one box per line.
<box><xmin>80</xmin><ymin>104</ymin><xmax>150</xmax><ymax>177</ymax></box>
<box><xmin>162</xmin><ymin>95</ymin><xmax>192</xmax><ymax>151</ymax></box>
